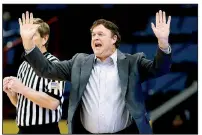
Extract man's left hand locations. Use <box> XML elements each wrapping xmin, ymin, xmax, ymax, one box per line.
<box><xmin>151</xmin><ymin>10</ymin><xmax>171</xmax><ymax>49</ymax></box>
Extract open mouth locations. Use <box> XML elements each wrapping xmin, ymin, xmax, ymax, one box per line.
<box><xmin>95</xmin><ymin>43</ymin><xmax>102</xmax><ymax>48</ymax></box>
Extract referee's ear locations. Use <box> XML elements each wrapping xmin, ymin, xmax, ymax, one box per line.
<box><xmin>42</xmin><ymin>35</ymin><xmax>49</xmax><ymax>46</ymax></box>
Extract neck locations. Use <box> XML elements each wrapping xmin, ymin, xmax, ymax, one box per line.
<box><xmin>39</xmin><ymin>47</ymin><xmax>47</xmax><ymax>54</ymax></box>
<box><xmin>98</xmin><ymin>57</ymin><xmax>107</xmax><ymax>62</ymax></box>
<box><xmin>98</xmin><ymin>48</ymin><xmax>116</xmax><ymax>62</ymax></box>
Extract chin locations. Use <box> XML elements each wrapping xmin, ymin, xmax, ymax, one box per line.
<box><xmin>94</xmin><ymin>52</ymin><xmax>101</xmax><ymax>57</ymax></box>
<box><xmin>93</xmin><ymin>49</ymin><xmax>99</xmax><ymax>54</ymax></box>
<box><xmin>93</xmin><ymin>51</ymin><xmax>101</xmax><ymax>57</ymax></box>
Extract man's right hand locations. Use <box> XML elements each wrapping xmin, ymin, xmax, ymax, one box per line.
<box><xmin>19</xmin><ymin>11</ymin><xmax>39</xmax><ymax>50</ymax></box>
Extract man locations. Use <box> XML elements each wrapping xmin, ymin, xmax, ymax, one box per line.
<box><xmin>17</xmin><ymin>10</ymin><xmax>171</xmax><ymax>134</ymax></box>
<box><xmin>3</xmin><ymin>18</ymin><xmax>65</xmax><ymax>134</ymax></box>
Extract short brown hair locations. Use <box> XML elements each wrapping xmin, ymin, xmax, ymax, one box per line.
<box><xmin>33</xmin><ymin>18</ymin><xmax>50</xmax><ymax>49</ymax></box>
<box><xmin>90</xmin><ymin>19</ymin><xmax>121</xmax><ymax>48</ymax></box>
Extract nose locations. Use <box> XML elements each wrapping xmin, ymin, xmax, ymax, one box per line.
<box><xmin>92</xmin><ymin>34</ymin><xmax>99</xmax><ymax>40</ymax></box>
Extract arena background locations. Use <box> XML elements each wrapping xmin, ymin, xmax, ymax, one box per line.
<box><xmin>2</xmin><ymin>4</ymin><xmax>198</xmax><ymax>134</ymax></box>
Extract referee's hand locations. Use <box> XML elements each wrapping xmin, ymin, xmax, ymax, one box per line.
<box><xmin>3</xmin><ymin>77</ymin><xmax>14</xmax><ymax>95</ymax></box>
<box><xmin>7</xmin><ymin>76</ymin><xmax>26</xmax><ymax>94</ymax></box>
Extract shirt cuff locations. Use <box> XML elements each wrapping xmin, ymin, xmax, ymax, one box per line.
<box><xmin>25</xmin><ymin>47</ymin><xmax>35</xmax><ymax>55</ymax></box>
<box><xmin>159</xmin><ymin>45</ymin><xmax>171</xmax><ymax>54</ymax></box>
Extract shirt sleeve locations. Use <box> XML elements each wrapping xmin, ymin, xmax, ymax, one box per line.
<box><xmin>159</xmin><ymin>45</ymin><xmax>172</xmax><ymax>54</ymax></box>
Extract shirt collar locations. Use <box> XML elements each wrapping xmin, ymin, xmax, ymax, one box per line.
<box><xmin>94</xmin><ymin>49</ymin><xmax>117</xmax><ymax>65</ymax></box>
<box><xmin>110</xmin><ymin>49</ymin><xmax>117</xmax><ymax>64</ymax></box>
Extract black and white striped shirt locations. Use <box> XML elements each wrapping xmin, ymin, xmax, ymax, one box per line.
<box><xmin>16</xmin><ymin>52</ymin><xmax>65</xmax><ymax>126</ymax></box>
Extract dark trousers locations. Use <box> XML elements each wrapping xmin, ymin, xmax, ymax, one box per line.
<box><xmin>17</xmin><ymin>122</ymin><xmax>60</xmax><ymax>134</ymax></box>
<box><xmin>79</xmin><ymin>121</ymin><xmax>139</xmax><ymax>134</ymax></box>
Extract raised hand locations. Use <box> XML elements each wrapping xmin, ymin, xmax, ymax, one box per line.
<box><xmin>151</xmin><ymin>10</ymin><xmax>171</xmax><ymax>49</ymax></box>
<box><xmin>19</xmin><ymin>11</ymin><xmax>39</xmax><ymax>50</ymax></box>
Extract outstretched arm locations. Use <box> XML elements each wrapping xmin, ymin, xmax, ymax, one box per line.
<box><xmin>138</xmin><ymin>10</ymin><xmax>172</xmax><ymax>82</ymax></box>
<box><xmin>24</xmin><ymin>47</ymin><xmax>78</xmax><ymax>81</ymax></box>
<box><xmin>137</xmin><ymin>48</ymin><xmax>171</xmax><ymax>82</ymax></box>
<box><xmin>18</xmin><ymin>11</ymin><xmax>77</xmax><ymax>81</ymax></box>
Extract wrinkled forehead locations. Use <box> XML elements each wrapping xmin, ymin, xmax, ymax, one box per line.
<box><xmin>91</xmin><ymin>24</ymin><xmax>111</xmax><ymax>33</ymax></box>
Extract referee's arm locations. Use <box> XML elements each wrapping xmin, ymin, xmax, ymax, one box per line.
<box><xmin>7</xmin><ymin>77</ymin><xmax>64</xmax><ymax>110</ymax></box>
<box><xmin>7</xmin><ymin>92</ymin><xmax>18</xmax><ymax>107</ymax></box>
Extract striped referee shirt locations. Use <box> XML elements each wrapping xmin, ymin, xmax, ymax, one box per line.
<box><xmin>16</xmin><ymin>52</ymin><xmax>65</xmax><ymax>126</ymax></box>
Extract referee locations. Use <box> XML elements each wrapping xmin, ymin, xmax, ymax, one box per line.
<box><xmin>3</xmin><ymin>18</ymin><xmax>65</xmax><ymax>134</ymax></box>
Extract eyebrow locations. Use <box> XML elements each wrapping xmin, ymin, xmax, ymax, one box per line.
<box><xmin>91</xmin><ymin>31</ymin><xmax>104</xmax><ymax>34</ymax></box>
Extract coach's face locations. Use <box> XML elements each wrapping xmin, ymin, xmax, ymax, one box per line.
<box><xmin>91</xmin><ymin>24</ymin><xmax>117</xmax><ymax>61</ymax></box>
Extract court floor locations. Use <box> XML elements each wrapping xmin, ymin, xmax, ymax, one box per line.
<box><xmin>3</xmin><ymin>120</ymin><xmax>68</xmax><ymax>134</ymax></box>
